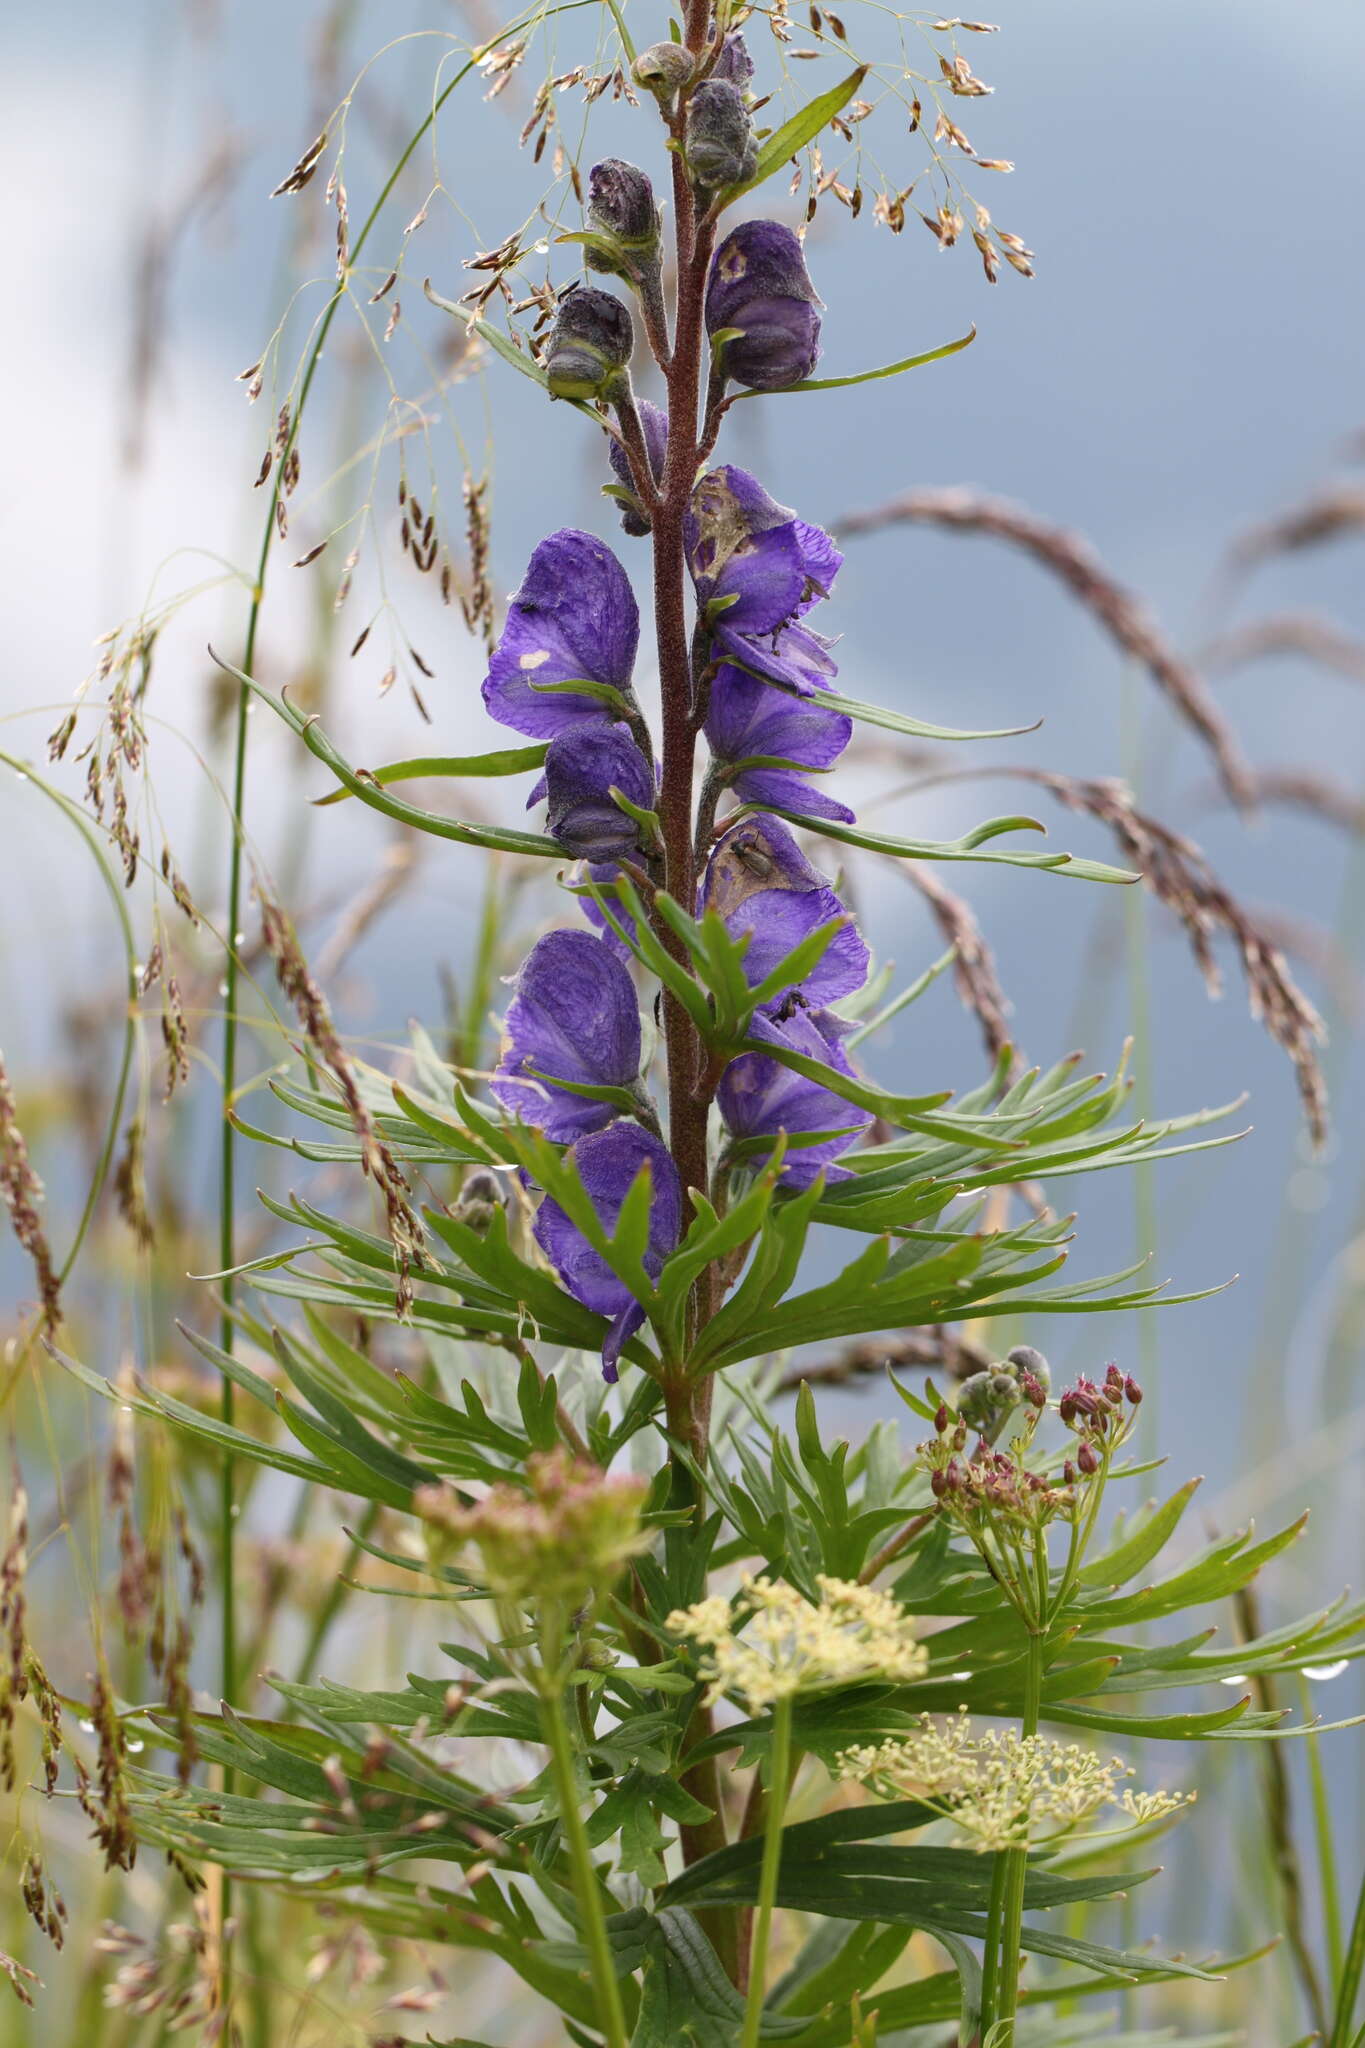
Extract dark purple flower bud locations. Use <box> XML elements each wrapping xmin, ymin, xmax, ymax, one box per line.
<box><xmin>712</xmin><ymin>31</ymin><xmax>754</xmax><ymax>88</ymax></box>
<box><xmin>702</xmin><ymin>816</ymin><xmax>869</xmax><ymax>1009</ymax></box>
<box><xmin>483</xmin><ymin>530</ymin><xmax>639</xmax><ymax>738</ymax></box>
<box><xmin>705</xmin><ymin>662</ymin><xmax>853</xmax><ymax>822</ymax></box>
<box><xmin>687</xmin><ymin>465</ymin><xmax>841</xmax><ymax>638</ymax></box>
<box><xmin>1062</xmin><ymin>1459</ymin><xmax>1077</xmax><ymax>1485</ymax></box>
<box><xmin>532</xmin><ymin>1123</ymin><xmax>682</xmax><ymax>1380</ymax></box>
<box><xmin>608</xmin><ymin>400</ymin><xmax>669</xmax><ymax>537</ymax></box>
<box><xmin>930</xmin><ymin>1466</ymin><xmax>948</xmax><ymax>1499</ymax></box>
<box><xmin>718</xmin><ymin>1002</ymin><xmax>871</xmax><ymax>1185</ymax></box>
<box><xmin>1077</xmin><ymin>1441</ymin><xmax>1100</xmax><ymax>1476</ymax></box>
<box><xmin>706</xmin><ymin>220</ymin><xmax>822</xmax><ymax>391</ymax></box>
<box><xmin>685</xmin><ymin>80</ymin><xmax>758</xmax><ymax>190</ymax></box>
<box><xmin>588</xmin><ymin>159</ymin><xmax>659</xmax><ymax>255</ymax></box>
<box><xmin>632</xmin><ymin>40</ymin><xmax>694</xmax><ymax>97</ymax></box>
<box><xmin>1016</xmin><ymin>1371</ymin><xmax>1046</xmax><ymax>1409</ymax></box>
<box><xmin>491</xmin><ymin>931</ymin><xmax>641</xmax><ymax>1141</ymax></box>
<box><xmin>934</xmin><ymin>1402</ymin><xmax>950</xmax><ymax>1435</ymax></box>
<box><xmin>1125</xmin><ymin>1374</ymin><xmax>1143</xmax><ymax>1405</ymax></box>
<box><xmin>542</xmin><ymin>722</ymin><xmax>656</xmax><ymax>860</ymax></box>
<box><xmin>545</xmin><ymin>285</ymin><xmax>634</xmax><ymax>402</ymax></box>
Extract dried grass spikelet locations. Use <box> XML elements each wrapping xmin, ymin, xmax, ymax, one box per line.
<box><xmin>777</xmin><ymin>1326</ymin><xmax>993</xmax><ymax>1395</ymax></box>
<box><xmin>834</xmin><ymin>486</ymin><xmax>1255</xmax><ymax>807</ymax></box>
<box><xmin>1199</xmin><ymin>612</ymin><xmax>1365</xmax><ymax>687</ymax></box>
<box><xmin>113</xmin><ymin>1117</ymin><xmax>156</xmax><ymax>1249</ymax></box>
<box><xmin>1031</xmin><ymin>770</ymin><xmax>1327</xmax><ymax>1142</ymax></box>
<box><xmin>0</xmin><ymin>1057</ymin><xmax>60</xmax><ymax>1332</ymax></box>
<box><xmin>1228</xmin><ymin>482</ymin><xmax>1365</xmax><ymax>572</ymax></box>
<box><xmin>258</xmin><ymin>886</ymin><xmax>424</xmax><ymax>1311</ymax></box>
<box><xmin>1202</xmin><ymin>767</ymin><xmax>1365</xmax><ymax>840</ymax></box>
<box><xmin>900</xmin><ymin>758</ymin><xmax>1329</xmax><ymax>1143</ymax></box>
<box><xmin>901</xmin><ymin>861</ymin><xmax>1015</xmax><ymax>1069</ymax></box>
<box><xmin>76</xmin><ymin>1665</ymin><xmax>137</xmax><ymax>1872</ymax></box>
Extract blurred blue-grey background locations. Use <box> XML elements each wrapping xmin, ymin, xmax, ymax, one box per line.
<box><xmin>2</xmin><ymin>0</ymin><xmax>1361</xmax><ymax>2029</ymax></box>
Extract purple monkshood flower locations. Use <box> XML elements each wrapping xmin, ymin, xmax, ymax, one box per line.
<box><xmin>687</xmin><ymin>466</ymin><xmax>841</xmax><ymax>638</ymax></box>
<box><xmin>483</xmin><ymin>530</ymin><xmax>639</xmax><ymax>738</ymax></box>
<box><xmin>490</xmin><ymin>930</ymin><xmax>642</xmax><ymax>1143</ymax></box>
<box><xmin>705</xmin><ymin>220</ymin><xmax>822</xmax><ymax>392</ymax></box>
<box><xmin>540</xmin><ymin>722</ymin><xmax>656</xmax><ymax>860</ymax></box>
<box><xmin>712</xmin><ymin>30</ymin><xmax>754</xmax><ymax>88</ymax></box>
<box><xmin>718</xmin><ymin>1000</ymin><xmax>873</xmax><ymax>1186</ymax></box>
<box><xmin>702</xmin><ymin>815</ymin><xmax>869</xmax><ymax>1009</ymax></box>
<box><xmin>705</xmin><ymin>661</ymin><xmax>854</xmax><ymax>823</ymax></box>
<box><xmin>533</xmin><ymin>1122</ymin><xmax>682</xmax><ymax>1380</ymax></box>
<box><xmin>608</xmin><ymin>399</ymin><xmax>669</xmax><ymax>536</ymax></box>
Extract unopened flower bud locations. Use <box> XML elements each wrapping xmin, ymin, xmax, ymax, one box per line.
<box><xmin>1077</xmin><ymin>1441</ymin><xmax>1100</xmax><ymax>1476</ymax></box>
<box><xmin>686</xmin><ymin>80</ymin><xmax>758</xmax><ymax>191</ymax></box>
<box><xmin>713</xmin><ymin>30</ymin><xmax>755</xmax><ymax>89</ymax></box>
<box><xmin>706</xmin><ymin>220</ymin><xmax>822</xmax><ymax>391</ymax></box>
<box><xmin>958</xmin><ymin>1368</ymin><xmax>1022</xmax><ymax>1446</ymax></box>
<box><xmin>930</xmin><ymin>1466</ymin><xmax>948</xmax><ymax>1499</ymax></box>
<box><xmin>934</xmin><ymin>1402</ymin><xmax>950</xmax><ymax>1435</ymax></box>
<box><xmin>543</xmin><ymin>722</ymin><xmax>656</xmax><ymax>859</ymax></box>
<box><xmin>1124</xmin><ymin>1374</ymin><xmax>1143</xmax><ymax>1405</ymax></box>
<box><xmin>589</xmin><ymin>159</ymin><xmax>658</xmax><ymax>249</ymax></box>
<box><xmin>632</xmin><ymin>40</ymin><xmax>694</xmax><ymax>97</ymax></box>
<box><xmin>1006</xmin><ymin>1345</ymin><xmax>1050</xmax><ymax>1394</ymax></box>
<box><xmin>545</xmin><ymin>286</ymin><xmax>634</xmax><ymax>401</ymax></box>
<box><xmin>453</xmin><ymin>1168</ymin><xmax>502</xmax><ymax>1236</ymax></box>
<box><xmin>607</xmin><ymin>399</ymin><xmax>668</xmax><ymax>536</ymax></box>
<box><xmin>1063</xmin><ymin>1459</ymin><xmax>1077</xmax><ymax>1485</ymax></box>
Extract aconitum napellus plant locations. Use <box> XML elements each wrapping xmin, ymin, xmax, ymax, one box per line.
<box><xmin>102</xmin><ymin>14</ymin><xmax>1365</xmax><ymax>2048</ymax></box>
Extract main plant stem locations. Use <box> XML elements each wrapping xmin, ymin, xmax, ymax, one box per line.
<box><xmin>645</xmin><ymin>8</ymin><xmax>736</xmax><ymax>1976</ymax></box>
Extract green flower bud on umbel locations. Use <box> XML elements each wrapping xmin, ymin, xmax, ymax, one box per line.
<box><xmin>685</xmin><ymin>80</ymin><xmax>758</xmax><ymax>191</ymax></box>
<box><xmin>632</xmin><ymin>40</ymin><xmax>695</xmax><ymax>98</ymax></box>
<box><xmin>544</xmin><ymin>286</ymin><xmax>634</xmax><ymax>402</ymax></box>
<box><xmin>956</xmin><ymin>1368</ymin><xmax>1024</xmax><ymax>1446</ymax></box>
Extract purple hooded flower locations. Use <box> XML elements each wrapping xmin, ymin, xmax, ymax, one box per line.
<box><xmin>687</xmin><ymin>466</ymin><xmax>841</xmax><ymax>637</ymax></box>
<box><xmin>719</xmin><ymin>1001</ymin><xmax>873</xmax><ymax>1186</ymax></box>
<box><xmin>540</xmin><ymin>722</ymin><xmax>656</xmax><ymax>860</ymax></box>
<box><xmin>712</xmin><ymin>30</ymin><xmax>754</xmax><ymax>89</ymax></box>
<box><xmin>608</xmin><ymin>399</ymin><xmax>669</xmax><ymax>537</ymax></box>
<box><xmin>532</xmin><ymin>1122</ymin><xmax>682</xmax><ymax>1379</ymax></box>
<box><xmin>491</xmin><ymin>931</ymin><xmax>641</xmax><ymax>1141</ymax></box>
<box><xmin>705</xmin><ymin>661</ymin><xmax>854</xmax><ymax>822</ymax></box>
<box><xmin>483</xmin><ymin>530</ymin><xmax>639</xmax><ymax>738</ymax></box>
<box><xmin>705</xmin><ymin>220</ymin><xmax>822</xmax><ymax>392</ymax></box>
<box><xmin>702</xmin><ymin>815</ymin><xmax>869</xmax><ymax>1009</ymax></box>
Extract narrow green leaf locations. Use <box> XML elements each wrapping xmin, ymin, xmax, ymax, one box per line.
<box><xmin>735</xmin><ymin>325</ymin><xmax>977</xmax><ymax>398</ymax></box>
<box><xmin>312</xmin><ymin>745</ymin><xmax>546</xmax><ymax>806</ymax></box>
<box><xmin>722</xmin><ymin>65</ymin><xmax>869</xmax><ymax>205</ymax></box>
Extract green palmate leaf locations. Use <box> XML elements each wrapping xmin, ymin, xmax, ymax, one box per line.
<box><xmin>586</xmin><ymin>1769</ymin><xmax>712</xmax><ymax>1887</ymax></box>
<box><xmin>312</xmin><ymin>744</ymin><xmax>547</xmax><ymax>806</ymax></box>
<box><xmin>628</xmin><ymin>1910</ymin><xmax>818</xmax><ymax>2044</ymax></box>
<box><xmin>770</xmin><ymin>806</ymin><xmax>1139</xmax><ymax>884</ymax></box>
<box><xmin>208</xmin><ymin>651</ymin><xmax>562</xmax><ymax>856</ymax></box>
<box><xmin>734</xmin><ymin>325</ymin><xmax>978</xmax><ymax>398</ymax></box>
<box><xmin>722</xmin><ymin>65</ymin><xmax>869</xmax><ymax>206</ymax></box>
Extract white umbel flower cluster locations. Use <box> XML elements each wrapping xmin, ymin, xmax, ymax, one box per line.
<box><xmin>667</xmin><ymin>1574</ymin><xmax>929</xmax><ymax>1712</ymax></box>
<box><xmin>836</xmin><ymin>1711</ymin><xmax>1193</xmax><ymax>1852</ymax></box>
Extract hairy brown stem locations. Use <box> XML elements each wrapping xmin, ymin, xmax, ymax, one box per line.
<box><xmin>648</xmin><ymin>10</ymin><xmax>735</xmax><ymax>1977</ymax></box>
